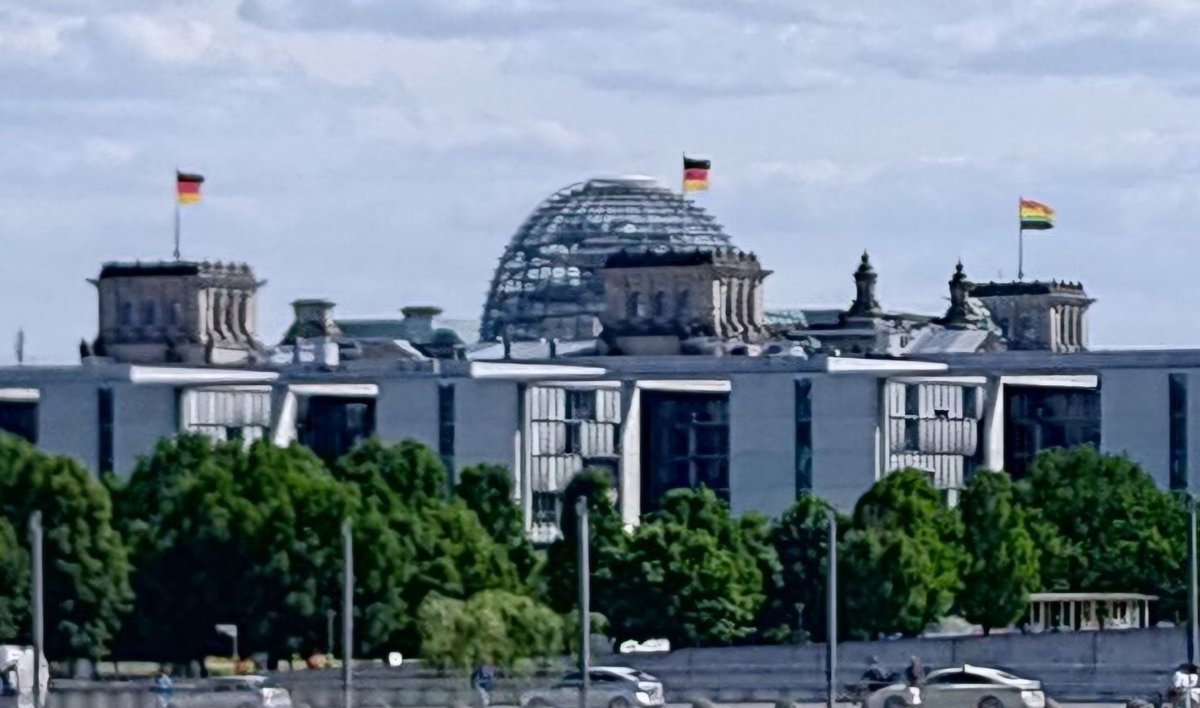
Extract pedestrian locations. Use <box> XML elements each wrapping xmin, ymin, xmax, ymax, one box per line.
<box><xmin>471</xmin><ymin>658</ymin><xmax>496</xmax><ymax>708</ymax></box>
<box><xmin>905</xmin><ymin>656</ymin><xmax>926</xmax><ymax>687</ymax></box>
<box><xmin>152</xmin><ymin>666</ymin><xmax>174</xmax><ymax>708</ymax></box>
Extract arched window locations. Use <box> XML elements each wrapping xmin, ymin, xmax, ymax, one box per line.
<box><xmin>626</xmin><ymin>292</ymin><xmax>642</xmax><ymax>319</ymax></box>
<box><xmin>653</xmin><ymin>290</ymin><xmax>667</xmax><ymax>318</ymax></box>
<box><xmin>140</xmin><ymin>301</ymin><xmax>156</xmax><ymax>326</ymax></box>
<box><xmin>676</xmin><ymin>290</ymin><xmax>691</xmax><ymax>318</ymax></box>
<box><xmin>118</xmin><ymin>302</ymin><xmax>133</xmax><ymax>327</ymax></box>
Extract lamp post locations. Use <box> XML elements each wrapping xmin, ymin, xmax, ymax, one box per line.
<box><xmin>826</xmin><ymin>506</ymin><xmax>838</xmax><ymax>708</ymax></box>
<box><xmin>577</xmin><ymin>496</ymin><xmax>590</xmax><ymax>708</ymax></box>
<box><xmin>1185</xmin><ymin>496</ymin><xmax>1195</xmax><ymax>667</ymax></box>
<box><xmin>29</xmin><ymin>512</ymin><xmax>43</xmax><ymax>708</ymax></box>
<box><xmin>342</xmin><ymin>518</ymin><xmax>354</xmax><ymax>708</ymax></box>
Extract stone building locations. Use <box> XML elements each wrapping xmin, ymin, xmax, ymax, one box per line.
<box><xmin>480</xmin><ymin>176</ymin><xmax>734</xmax><ymax>342</ymax></box>
<box><xmin>599</xmin><ymin>248</ymin><xmax>772</xmax><ymax>356</ymax></box>
<box><xmin>971</xmin><ymin>280</ymin><xmax>1093</xmax><ymax>352</ymax></box>
<box><xmin>88</xmin><ymin>261</ymin><xmax>263</xmax><ymax>365</ymax></box>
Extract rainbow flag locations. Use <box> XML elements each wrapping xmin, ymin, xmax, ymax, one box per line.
<box><xmin>177</xmin><ymin>171</ymin><xmax>204</xmax><ymax>205</ymax></box>
<box><xmin>1019</xmin><ymin>198</ymin><xmax>1054</xmax><ymax>230</ymax></box>
<box><xmin>683</xmin><ymin>156</ymin><xmax>710</xmax><ymax>192</ymax></box>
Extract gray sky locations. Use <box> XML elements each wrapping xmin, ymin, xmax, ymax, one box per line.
<box><xmin>3</xmin><ymin>0</ymin><xmax>1200</xmax><ymax>363</ymax></box>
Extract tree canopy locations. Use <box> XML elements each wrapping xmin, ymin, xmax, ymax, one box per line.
<box><xmin>841</xmin><ymin>469</ymin><xmax>963</xmax><ymax>639</ymax></box>
<box><xmin>1020</xmin><ymin>446</ymin><xmax>1187</xmax><ymax>619</ymax></box>
<box><xmin>607</xmin><ymin>487</ymin><xmax>766</xmax><ymax>647</ymax></box>
<box><xmin>761</xmin><ymin>494</ymin><xmax>841</xmax><ymax>643</ymax></box>
<box><xmin>958</xmin><ymin>469</ymin><xmax>1039</xmax><ymax>633</ymax></box>
<box><xmin>0</xmin><ymin>434</ymin><xmax>132</xmax><ymax>659</ymax></box>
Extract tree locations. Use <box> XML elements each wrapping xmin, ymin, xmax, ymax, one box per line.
<box><xmin>1020</xmin><ymin>446</ymin><xmax>1187</xmax><ymax>620</ymax></box>
<box><xmin>543</xmin><ymin>469</ymin><xmax>628</xmax><ymax>615</ymax></box>
<box><xmin>334</xmin><ymin>437</ymin><xmax>447</xmax><ymax>510</ymax></box>
<box><xmin>456</xmin><ymin>464</ymin><xmax>540</xmax><ymax>586</ymax></box>
<box><xmin>958</xmin><ymin>470</ymin><xmax>1039</xmax><ymax>634</ymax></box>
<box><xmin>761</xmin><ymin>494</ymin><xmax>842</xmax><ymax>643</ymax></box>
<box><xmin>418</xmin><ymin>590</ymin><xmax>562</xmax><ymax>670</ymax></box>
<box><xmin>115</xmin><ymin>436</ymin><xmax>380</xmax><ymax>664</ymax></box>
<box><xmin>0</xmin><ymin>516</ymin><xmax>29</xmax><ymax>641</ymax></box>
<box><xmin>841</xmin><ymin>469</ymin><xmax>963</xmax><ymax>639</ymax></box>
<box><xmin>0</xmin><ymin>434</ymin><xmax>132</xmax><ymax>659</ymax></box>
<box><xmin>606</xmin><ymin>487</ymin><xmax>766</xmax><ymax>647</ymax></box>
<box><xmin>331</xmin><ymin>439</ymin><xmax>522</xmax><ymax>654</ymax></box>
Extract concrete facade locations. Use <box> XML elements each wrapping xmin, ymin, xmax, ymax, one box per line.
<box><xmin>6</xmin><ymin>349</ymin><xmax>1200</xmax><ymax>537</ymax></box>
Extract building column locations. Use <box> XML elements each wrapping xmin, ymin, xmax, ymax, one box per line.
<box><xmin>981</xmin><ymin>377</ymin><xmax>1004</xmax><ymax>471</ymax></box>
<box><xmin>619</xmin><ymin>382</ymin><xmax>642</xmax><ymax>529</ymax></box>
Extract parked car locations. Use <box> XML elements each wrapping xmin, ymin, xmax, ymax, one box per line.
<box><xmin>166</xmin><ymin>675</ymin><xmax>292</xmax><ymax>708</ymax></box>
<box><xmin>520</xmin><ymin>667</ymin><xmax>665</xmax><ymax>708</ymax></box>
<box><xmin>866</xmin><ymin>664</ymin><xmax>1046</xmax><ymax>708</ymax></box>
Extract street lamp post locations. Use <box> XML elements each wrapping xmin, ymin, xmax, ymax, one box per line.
<box><xmin>1190</xmin><ymin>497</ymin><xmax>1198</xmax><ymax>666</ymax></box>
<box><xmin>342</xmin><ymin>518</ymin><xmax>354</xmax><ymax>708</ymax></box>
<box><xmin>826</xmin><ymin>507</ymin><xmax>837</xmax><ymax>708</ymax></box>
<box><xmin>577</xmin><ymin>496</ymin><xmax>590</xmax><ymax>708</ymax></box>
<box><xmin>29</xmin><ymin>512</ymin><xmax>43</xmax><ymax>708</ymax></box>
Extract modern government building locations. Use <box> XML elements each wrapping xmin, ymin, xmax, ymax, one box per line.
<box><xmin>0</xmin><ymin>176</ymin><xmax>1187</xmax><ymax>541</ymax></box>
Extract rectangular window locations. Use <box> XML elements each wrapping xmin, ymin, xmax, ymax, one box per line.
<box><xmin>794</xmin><ymin>379</ymin><xmax>813</xmax><ymax>495</ymax></box>
<box><xmin>1003</xmin><ymin>386</ymin><xmax>1101</xmax><ymax>478</ymax></box>
<box><xmin>98</xmin><ymin>387</ymin><xmax>114</xmax><ymax>475</ymax></box>
<box><xmin>640</xmin><ymin>392</ymin><xmax>730</xmax><ymax>513</ymax></box>
<box><xmin>298</xmin><ymin>396</ymin><xmax>376</xmax><ymax>463</ymax></box>
<box><xmin>904</xmin><ymin>383</ymin><xmax>920</xmax><ymax>417</ymax></box>
<box><xmin>532</xmin><ymin>491</ymin><xmax>558</xmax><ymax>524</ymax></box>
<box><xmin>903</xmin><ymin>418</ymin><xmax>921</xmax><ymax>452</ymax></box>
<box><xmin>1171</xmin><ymin>373</ymin><xmax>1188</xmax><ymax>491</ymax></box>
<box><xmin>438</xmin><ymin>384</ymin><xmax>455</xmax><ymax>480</ymax></box>
<box><xmin>0</xmin><ymin>401</ymin><xmax>37</xmax><ymax>444</ymax></box>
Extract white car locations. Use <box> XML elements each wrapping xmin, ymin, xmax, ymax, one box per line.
<box><xmin>167</xmin><ymin>675</ymin><xmax>293</xmax><ymax>708</ymax></box>
<box><xmin>520</xmin><ymin>667</ymin><xmax>665</xmax><ymax>708</ymax></box>
<box><xmin>866</xmin><ymin>664</ymin><xmax>1046</xmax><ymax>708</ymax></box>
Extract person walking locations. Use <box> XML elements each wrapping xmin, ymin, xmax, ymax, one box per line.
<box><xmin>471</xmin><ymin>659</ymin><xmax>496</xmax><ymax>708</ymax></box>
<box><xmin>152</xmin><ymin>666</ymin><xmax>174</xmax><ymax>708</ymax></box>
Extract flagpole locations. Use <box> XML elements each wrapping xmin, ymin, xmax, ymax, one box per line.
<box><xmin>1017</xmin><ymin>196</ymin><xmax>1024</xmax><ymax>281</ymax></box>
<box><xmin>681</xmin><ymin>152</ymin><xmax>691</xmax><ymax>199</ymax></box>
<box><xmin>173</xmin><ymin>169</ymin><xmax>181</xmax><ymax>261</ymax></box>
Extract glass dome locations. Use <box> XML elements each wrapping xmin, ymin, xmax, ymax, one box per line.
<box><xmin>480</xmin><ymin>177</ymin><xmax>736</xmax><ymax>341</ymax></box>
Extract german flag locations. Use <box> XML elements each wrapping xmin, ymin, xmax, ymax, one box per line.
<box><xmin>1019</xmin><ymin>198</ymin><xmax>1054</xmax><ymax>230</ymax></box>
<box><xmin>683</xmin><ymin>156</ymin><xmax>710</xmax><ymax>192</ymax></box>
<box><xmin>177</xmin><ymin>171</ymin><xmax>204</xmax><ymax>205</ymax></box>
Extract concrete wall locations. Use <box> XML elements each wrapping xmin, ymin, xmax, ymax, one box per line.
<box><xmin>374</xmin><ymin>377</ymin><xmax>439</xmax><ymax>449</ymax></box>
<box><xmin>812</xmin><ymin>375</ymin><xmax>881</xmax><ymax>512</ymax></box>
<box><xmin>729</xmin><ymin>372</ymin><xmax>795</xmax><ymax>517</ymax></box>
<box><xmin>36</xmin><ymin>382</ymin><xmax>100</xmax><ymax>470</ymax></box>
<box><xmin>112</xmin><ymin>383</ymin><xmax>178</xmax><ymax>475</ymax></box>
<box><xmin>1102</xmin><ymin>368</ymin><xmax>1171</xmax><ymax>488</ymax></box>
<box><xmin>453</xmin><ymin>379</ymin><xmax>520</xmax><ymax>473</ymax></box>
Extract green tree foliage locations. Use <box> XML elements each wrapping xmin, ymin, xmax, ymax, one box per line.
<box><xmin>456</xmin><ymin>464</ymin><xmax>540</xmax><ymax>586</ymax></box>
<box><xmin>1020</xmin><ymin>446</ymin><xmax>1187</xmax><ymax>619</ymax></box>
<box><xmin>329</xmin><ymin>439</ymin><xmax>520</xmax><ymax>654</ymax></box>
<box><xmin>607</xmin><ymin>487</ymin><xmax>766</xmax><ymax>647</ymax></box>
<box><xmin>115</xmin><ymin>436</ymin><xmax>363</xmax><ymax>664</ymax></box>
<box><xmin>841</xmin><ymin>469</ymin><xmax>963</xmax><ymax>639</ymax></box>
<box><xmin>0</xmin><ymin>516</ymin><xmax>30</xmax><ymax>641</ymax></box>
<box><xmin>0</xmin><ymin>435</ymin><xmax>132</xmax><ymax>659</ymax></box>
<box><xmin>760</xmin><ymin>494</ymin><xmax>842</xmax><ymax>643</ymax></box>
<box><xmin>544</xmin><ymin>470</ymin><xmax>628</xmax><ymax>614</ymax></box>
<box><xmin>417</xmin><ymin>590</ymin><xmax>562</xmax><ymax>670</ymax></box>
<box><xmin>958</xmin><ymin>470</ymin><xmax>1039</xmax><ymax>634</ymax></box>
<box><xmin>118</xmin><ymin>435</ymin><xmax>523</xmax><ymax>662</ymax></box>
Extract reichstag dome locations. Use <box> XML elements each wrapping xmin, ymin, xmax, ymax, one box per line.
<box><xmin>480</xmin><ymin>176</ymin><xmax>737</xmax><ymax>341</ymax></box>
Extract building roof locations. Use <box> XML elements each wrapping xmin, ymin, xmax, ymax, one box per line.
<box><xmin>971</xmin><ymin>280</ymin><xmax>1087</xmax><ymax>297</ymax></box>
<box><xmin>480</xmin><ymin>177</ymin><xmax>736</xmax><ymax>342</ymax></box>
